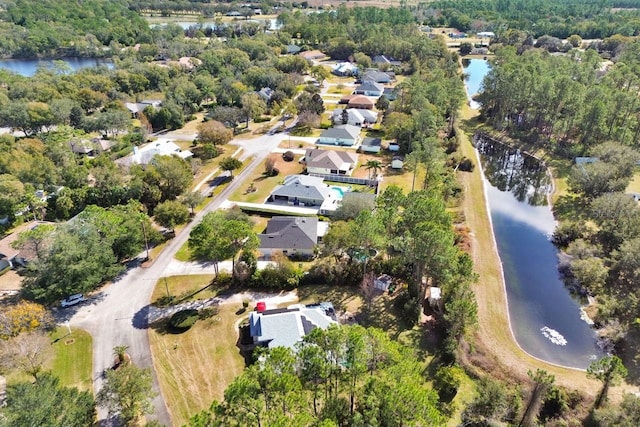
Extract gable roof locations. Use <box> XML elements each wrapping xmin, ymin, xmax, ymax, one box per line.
<box><xmin>299</xmin><ymin>50</ymin><xmax>325</xmax><ymax>60</ymax></box>
<box><xmin>362</xmin><ymin>71</ymin><xmax>392</xmax><ymax>83</ymax></box>
<box><xmin>331</xmin><ymin>108</ymin><xmax>378</xmax><ymax>124</ymax></box>
<box><xmin>355</xmin><ymin>81</ymin><xmax>384</xmax><ymax>93</ymax></box>
<box><xmin>319</xmin><ymin>124</ymin><xmax>361</xmax><ymax>141</ymax></box>
<box><xmin>259</xmin><ymin>216</ymin><xmax>318</xmax><ymax>250</ymax></box>
<box><xmin>372</xmin><ymin>55</ymin><xmax>401</xmax><ymax>65</ymax></box>
<box><xmin>249</xmin><ymin>303</ymin><xmax>337</xmax><ymax>349</ymax></box>
<box><xmin>361</xmin><ymin>137</ymin><xmax>382</xmax><ymax>148</ymax></box>
<box><xmin>347</xmin><ymin>95</ymin><xmax>375</xmax><ymax>107</ymax></box>
<box><xmin>305</xmin><ymin>148</ymin><xmax>359</xmax><ymax>170</ymax></box>
<box><xmin>117</xmin><ymin>138</ymin><xmax>193</xmax><ymax>166</ymax></box>
<box><xmin>286</xmin><ymin>44</ymin><xmax>302</xmax><ymax>54</ymax></box>
<box><xmin>271</xmin><ymin>175</ymin><xmax>333</xmax><ymax>201</ymax></box>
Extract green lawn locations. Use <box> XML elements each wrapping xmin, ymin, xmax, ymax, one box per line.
<box><xmin>50</xmin><ymin>327</ymin><xmax>93</xmax><ymax>392</ymax></box>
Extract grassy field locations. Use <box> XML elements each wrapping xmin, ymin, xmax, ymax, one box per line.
<box><xmin>50</xmin><ymin>327</ymin><xmax>93</xmax><ymax>392</ymax></box>
<box><xmin>149</xmin><ymin>304</ymin><xmax>245</xmax><ymax>426</ymax></box>
<box><xmin>228</xmin><ymin>154</ymin><xmax>305</xmax><ymax>203</ymax></box>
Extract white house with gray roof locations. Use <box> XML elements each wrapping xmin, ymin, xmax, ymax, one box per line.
<box><xmin>331</xmin><ymin>108</ymin><xmax>378</xmax><ymax>127</ymax></box>
<box><xmin>354</xmin><ymin>81</ymin><xmax>384</xmax><ymax>96</ymax></box>
<box><xmin>258</xmin><ymin>216</ymin><xmax>325</xmax><ymax>258</ymax></box>
<box><xmin>304</xmin><ymin>148</ymin><xmax>359</xmax><ymax>175</ymax></box>
<box><xmin>267</xmin><ymin>175</ymin><xmax>339</xmax><ymax>213</ymax></box>
<box><xmin>249</xmin><ymin>303</ymin><xmax>337</xmax><ymax>349</ymax></box>
<box><xmin>317</xmin><ymin>125</ymin><xmax>361</xmax><ymax>147</ymax></box>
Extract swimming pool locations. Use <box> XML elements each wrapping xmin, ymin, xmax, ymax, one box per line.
<box><xmin>330</xmin><ymin>186</ymin><xmax>349</xmax><ymax>200</ymax></box>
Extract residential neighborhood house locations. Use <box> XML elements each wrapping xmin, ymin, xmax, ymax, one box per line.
<box><xmin>249</xmin><ymin>302</ymin><xmax>338</xmax><ymax>349</ymax></box>
<box><xmin>116</xmin><ymin>138</ymin><xmax>193</xmax><ymax>167</ymax></box>
<box><xmin>362</xmin><ymin>70</ymin><xmax>393</xmax><ymax>84</ymax></box>
<box><xmin>331</xmin><ymin>108</ymin><xmax>378</xmax><ymax>127</ymax></box>
<box><xmin>69</xmin><ymin>138</ymin><xmax>117</xmax><ymax>156</ymax></box>
<box><xmin>332</xmin><ymin>62</ymin><xmax>359</xmax><ymax>76</ymax></box>
<box><xmin>299</xmin><ymin>50</ymin><xmax>326</xmax><ymax>61</ymax></box>
<box><xmin>354</xmin><ymin>81</ymin><xmax>384</xmax><ymax>97</ymax></box>
<box><xmin>360</xmin><ymin>137</ymin><xmax>382</xmax><ymax>153</ymax></box>
<box><xmin>341</xmin><ymin>95</ymin><xmax>375</xmax><ymax>110</ymax></box>
<box><xmin>391</xmin><ymin>155</ymin><xmax>404</xmax><ymax>169</ymax></box>
<box><xmin>124</xmin><ymin>99</ymin><xmax>162</xmax><ymax>118</ymax></box>
<box><xmin>258</xmin><ymin>216</ymin><xmax>328</xmax><ymax>258</ymax></box>
<box><xmin>317</xmin><ymin>125</ymin><xmax>361</xmax><ymax>146</ymax></box>
<box><xmin>372</xmin><ymin>55</ymin><xmax>402</xmax><ymax>66</ymax></box>
<box><xmin>266</xmin><ymin>175</ymin><xmax>341</xmax><ymax>214</ymax></box>
<box><xmin>304</xmin><ymin>148</ymin><xmax>359</xmax><ymax>175</ymax></box>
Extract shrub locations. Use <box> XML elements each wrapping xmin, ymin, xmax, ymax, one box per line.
<box><xmin>282</xmin><ymin>151</ymin><xmax>295</xmax><ymax>162</ymax></box>
<box><xmin>458</xmin><ymin>157</ymin><xmax>474</xmax><ymax>172</ymax></box>
<box><xmin>198</xmin><ymin>306</ymin><xmax>220</xmax><ymax>320</ymax></box>
<box><xmin>434</xmin><ymin>365</ymin><xmax>465</xmax><ymax>402</ymax></box>
<box><xmin>169</xmin><ymin>309</ymin><xmax>199</xmax><ymax>331</ymax></box>
<box><xmin>155</xmin><ymin>295</ymin><xmax>176</xmax><ymax>307</ymax></box>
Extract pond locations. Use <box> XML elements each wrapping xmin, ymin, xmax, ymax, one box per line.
<box><xmin>462</xmin><ymin>58</ymin><xmax>491</xmax><ymax>109</ymax></box>
<box><xmin>0</xmin><ymin>57</ymin><xmax>113</xmax><ymax>77</ymax></box>
<box><xmin>475</xmin><ymin>134</ymin><xmax>603</xmax><ymax>368</ymax></box>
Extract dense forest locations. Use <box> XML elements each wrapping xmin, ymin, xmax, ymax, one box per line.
<box><xmin>1</xmin><ymin>0</ymin><xmax>640</xmax><ymax>425</ymax></box>
<box><xmin>429</xmin><ymin>0</ymin><xmax>640</xmax><ymax>38</ymax></box>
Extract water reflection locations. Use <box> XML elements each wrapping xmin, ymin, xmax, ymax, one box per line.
<box><xmin>474</xmin><ymin>133</ymin><xmax>551</xmax><ymax>206</ymax></box>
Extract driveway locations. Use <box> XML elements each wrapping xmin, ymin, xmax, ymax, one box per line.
<box><xmin>66</xmin><ymin>132</ymin><xmax>290</xmax><ymax>426</ymax></box>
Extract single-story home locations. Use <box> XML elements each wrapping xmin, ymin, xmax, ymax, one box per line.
<box><xmin>0</xmin><ymin>221</ymin><xmax>53</xmax><ymax>269</ymax></box>
<box><xmin>249</xmin><ymin>302</ymin><xmax>337</xmax><ymax>349</ymax></box>
<box><xmin>317</xmin><ymin>125</ymin><xmax>361</xmax><ymax>147</ymax></box>
<box><xmin>299</xmin><ymin>50</ymin><xmax>325</xmax><ymax>61</ymax></box>
<box><xmin>382</xmin><ymin>87</ymin><xmax>398</xmax><ymax>101</ymax></box>
<box><xmin>267</xmin><ymin>175</ymin><xmax>336</xmax><ymax>208</ymax></box>
<box><xmin>391</xmin><ymin>156</ymin><xmax>404</xmax><ymax>169</ymax></box>
<box><xmin>477</xmin><ymin>31</ymin><xmax>496</xmax><ymax>38</ymax></box>
<box><xmin>331</xmin><ymin>108</ymin><xmax>378</xmax><ymax>127</ymax></box>
<box><xmin>332</xmin><ymin>62</ymin><xmax>359</xmax><ymax>77</ymax></box>
<box><xmin>362</xmin><ymin>70</ymin><xmax>393</xmax><ymax>84</ymax></box>
<box><xmin>304</xmin><ymin>148</ymin><xmax>359</xmax><ymax>175</ymax></box>
<box><xmin>354</xmin><ymin>82</ymin><xmax>384</xmax><ymax>97</ymax></box>
<box><xmin>347</xmin><ymin>95</ymin><xmax>375</xmax><ymax>110</ymax></box>
<box><xmin>116</xmin><ymin>138</ymin><xmax>193</xmax><ymax>167</ymax></box>
<box><xmin>372</xmin><ymin>55</ymin><xmax>402</xmax><ymax>66</ymax></box>
<box><xmin>69</xmin><ymin>138</ymin><xmax>116</xmax><ymax>156</ymax></box>
<box><xmin>360</xmin><ymin>137</ymin><xmax>382</xmax><ymax>153</ymax></box>
<box><xmin>258</xmin><ymin>216</ymin><xmax>325</xmax><ymax>258</ymax></box>
<box><xmin>124</xmin><ymin>99</ymin><xmax>162</xmax><ymax>118</ymax></box>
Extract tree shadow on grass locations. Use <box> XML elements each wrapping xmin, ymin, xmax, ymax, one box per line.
<box><xmin>552</xmin><ymin>193</ymin><xmax>590</xmax><ymax>223</ymax></box>
<box><xmin>620</xmin><ymin>327</ymin><xmax>640</xmax><ymax>386</ymax></box>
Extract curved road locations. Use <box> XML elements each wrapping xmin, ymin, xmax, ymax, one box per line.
<box><xmin>65</xmin><ymin>131</ymin><xmax>291</xmax><ymax>426</ymax></box>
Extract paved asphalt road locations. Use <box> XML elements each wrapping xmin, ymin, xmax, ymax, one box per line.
<box><xmin>65</xmin><ymin>129</ymin><xmax>290</xmax><ymax>426</ymax></box>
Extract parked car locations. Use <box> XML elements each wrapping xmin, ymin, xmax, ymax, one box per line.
<box><xmin>61</xmin><ymin>294</ymin><xmax>87</xmax><ymax>308</ymax></box>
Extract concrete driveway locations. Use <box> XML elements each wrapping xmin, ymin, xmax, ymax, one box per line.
<box><xmin>66</xmin><ymin>131</ymin><xmax>290</xmax><ymax>426</ymax></box>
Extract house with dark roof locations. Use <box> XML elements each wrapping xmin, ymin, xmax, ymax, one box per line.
<box><xmin>258</xmin><ymin>216</ymin><xmax>324</xmax><ymax>258</ymax></box>
<box><xmin>249</xmin><ymin>303</ymin><xmax>337</xmax><ymax>349</ymax></box>
<box><xmin>360</xmin><ymin>137</ymin><xmax>382</xmax><ymax>153</ymax></box>
<box><xmin>382</xmin><ymin>87</ymin><xmax>399</xmax><ymax>101</ymax></box>
<box><xmin>354</xmin><ymin>82</ymin><xmax>384</xmax><ymax>97</ymax></box>
<box><xmin>304</xmin><ymin>148</ymin><xmax>359</xmax><ymax>175</ymax></box>
<box><xmin>362</xmin><ymin>70</ymin><xmax>393</xmax><ymax>84</ymax></box>
<box><xmin>317</xmin><ymin>125</ymin><xmax>361</xmax><ymax>146</ymax></box>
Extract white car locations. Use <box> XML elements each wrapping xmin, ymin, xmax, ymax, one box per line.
<box><xmin>61</xmin><ymin>294</ymin><xmax>87</xmax><ymax>308</ymax></box>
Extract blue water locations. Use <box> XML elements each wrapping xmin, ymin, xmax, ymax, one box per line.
<box><xmin>476</xmin><ymin>135</ymin><xmax>602</xmax><ymax>369</ymax></box>
<box><xmin>0</xmin><ymin>57</ymin><xmax>113</xmax><ymax>77</ymax></box>
<box><xmin>330</xmin><ymin>186</ymin><xmax>346</xmax><ymax>200</ymax></box>
<box><xmin>463</xmin><ymin>58</ymin><xmax>491</xmax><ymax>109</ymax></box>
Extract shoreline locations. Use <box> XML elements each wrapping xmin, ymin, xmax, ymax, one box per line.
<box><xmin>456</xmin><ymin>104</ymin><xmax>601</xmax><ymax>394</ymax></box>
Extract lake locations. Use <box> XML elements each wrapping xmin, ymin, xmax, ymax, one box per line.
<box><xmin>464</xmin><ymin>59</ymin><xmax>603</xmax><ymax>368</ymax></box>
<box><xmin>475</xmin><ymin>135</ymin><xmax>602</xmax><ymax>368</ymax></box>
<box><xmin>462</xmin><ymin>58</ymin><xmax>490</xmax><ymax>109</ymax></box>
<box><xmin>0</xmin><ymin>57</ymin><xmax>113</xmax><ymax>77</ymax></box>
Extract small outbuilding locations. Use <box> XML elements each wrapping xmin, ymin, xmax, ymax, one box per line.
<box><xmin>391</xmin><ymin>156</ymin><xmax>404</xmax><ymax>169</ymax></box>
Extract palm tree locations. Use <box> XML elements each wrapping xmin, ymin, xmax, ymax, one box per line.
<box><xmin>365</xmin><ymin>160</ymin><xmax>383</xmax><ymax>180</ymax></box>
<box><xmin>113</xmin><ymin>345</ymin><xmax>130</xmax><ymax>366</ymax></box>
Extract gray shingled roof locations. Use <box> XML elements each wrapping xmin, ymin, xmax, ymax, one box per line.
<box><xmin>355</xmin><ymin>81</ymin><xmax>384</xmax><ymax>92</ymax></box>
<box><xmin>361</xmin><ymin>137</ymin><xmax>381</xmax><ymax>147</ymax></box>
<box><xmin>305</xmin><ymin>148</ymin><xmax>359</xmax><ymax>170</ymax></box>
<box><xmin>259</xmin><ymin>216</ymin><xmax>318</xmax><ymax>250</ymax></box>
<box><xmin>270</xmin><ymin>182</ymin><xmax>332</xmax><ymax>202</ymax></box>
<box><xmin>319</xmin><ymin>125</ymin><xmax>361</xmax><ymax>141</ymax></box>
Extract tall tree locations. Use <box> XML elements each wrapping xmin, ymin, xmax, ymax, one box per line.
<box><xmin>587</xmin><ymin>356</ymin><xmax>628</xmax><ymax>409</ymax></box>
<box><xmin>1</xmin><ymin>373</ymin><xmax>95</xmax><ymax>427</ymax></box>
<box><xmin>220</xmin><ymin>157</ymin><xmax>243</xmax><ymax>177</ymax></box>
<box><xmin>97</xmin><ymin>364</ymin><xmax>156</xmax><ymax>426</ymax></box>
